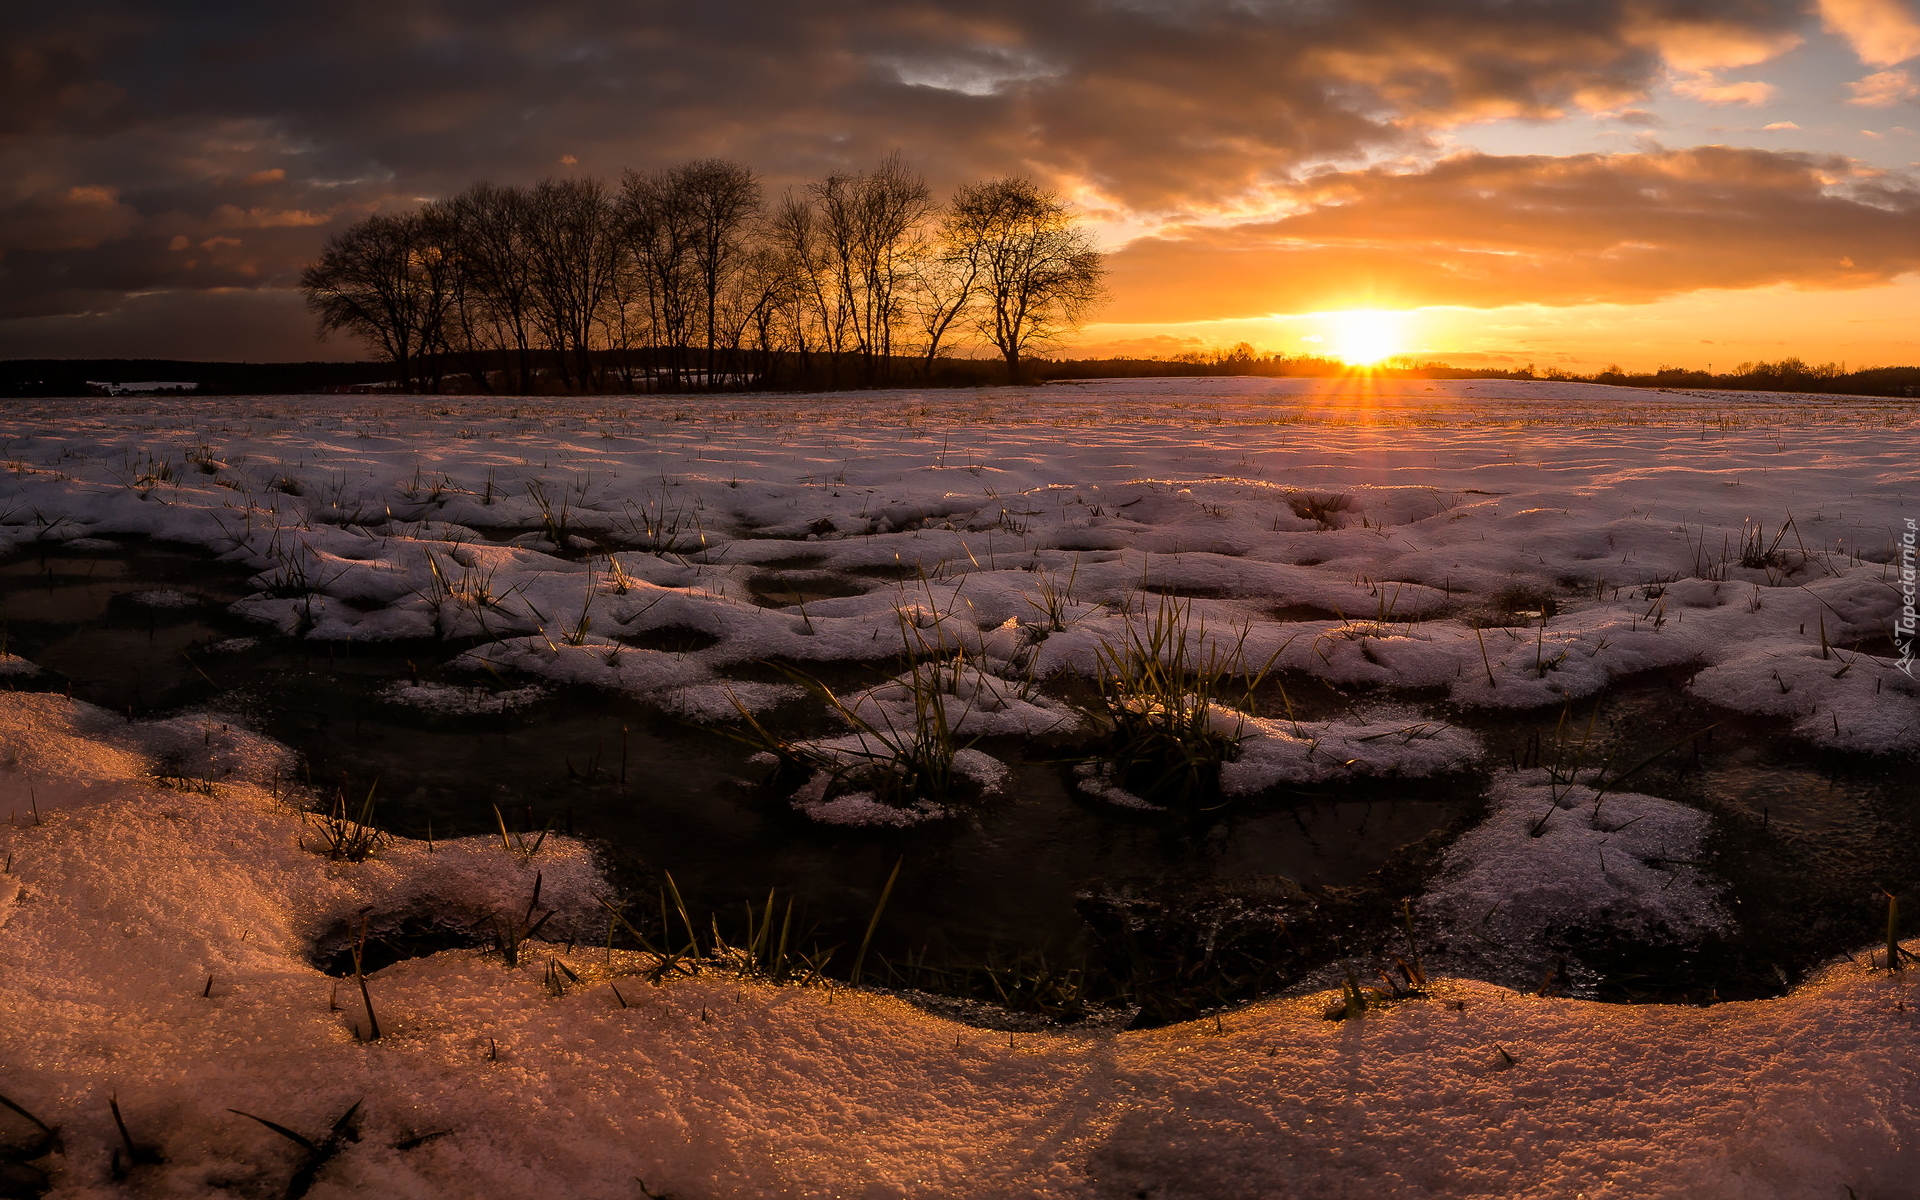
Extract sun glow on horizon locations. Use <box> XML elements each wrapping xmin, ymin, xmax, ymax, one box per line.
<box><xmin>1329</xmin><ymin>309</ymin><xmax>1406</xmax><ymax>366</ymax></box>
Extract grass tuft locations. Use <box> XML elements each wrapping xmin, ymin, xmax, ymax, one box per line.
<box><xmin>305</xmin><ymin>786</ymin><xmax>386</xmax><ymax>862</ymax></box>
<box><xmin>1088</xmin><ymin>592</ymin><xmax>1275</xmax><ymax>807</ymax></box>
<box><xmin>1287</xmin><ymin>492</ymin><xmax>1352</xmax><ymax>529</ymax></box>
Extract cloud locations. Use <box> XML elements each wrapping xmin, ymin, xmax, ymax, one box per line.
<box><xmin>0</xmin><ymin>288</ymin><xmax>348</xmax><ymax>360</ymax></box>
<box><xmin>1672</xmin><ymin>72</ymin><xmax>1777</xmax><ymax>104</ymax></box>
<box><xmin>0</xmin><ymin>185</ymin><xmax>139</xmax><ymax>253</ymax></box>
<box><xmin>1626</xmin><ymin>8</ymin><xmax>1803</xmax><ymax>70</ymax></box>
<box><xmin>1100</xmin><ymin>147</ymin><xmax>1920</xmax><ymax>320</ymax></box>
<box><xmin>1848</xmin><ymin>67</ymin><xmax>1920</xmax><ymax>104</ymax></box>
<box><xmin>1819</xmin><ymin>0</ymin><xmax>1920</xmax><ymax>66</ymax></box>
<box><xmin>0</xmin><ymin>0</ymin><xmax>1834</xmax><ymax>355</ymax></box>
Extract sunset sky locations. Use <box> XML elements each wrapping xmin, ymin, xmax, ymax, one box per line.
<box><xmin>7</xmin><ymin>0</ymin><xmax>1920</xmax><ymax>370</ymax></box>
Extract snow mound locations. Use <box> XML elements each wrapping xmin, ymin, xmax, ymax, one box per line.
<box><xmin>1422</xmin><ymin>772</ymin><xmax>1731</xmax><ymax>989</ymax></box>
<box><xmin>778</xmin><ymin>739</ymin><xmax>1009</xmax><ymax>826</ymax></box>
<box><xmin>1225</xmin><ymin>706</ymin><xmax>1481</xmax><ymax>792</ymax></box>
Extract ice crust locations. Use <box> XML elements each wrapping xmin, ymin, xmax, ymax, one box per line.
<box><xmin>0</xmin><ymin>693</ymin><xmax>1915</xmax><ymax>1198</ymax></box>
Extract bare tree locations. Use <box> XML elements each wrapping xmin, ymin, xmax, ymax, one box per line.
<box><xmin>304</xmin><ymin>158</ymin><xmax>1105</xmax><ymax>395</ymax></box>
<box><xmin>676</xmin><ymin>159</ymin><xmax>762</xmax><ymax>385</ymax></box>
<box><xmin>767</xmin><ymin>188</ymin><xmax>843</xmax><ymax>383</ymax></box>
<box><xmin>811</xmin><ymin>153</ymin><xmax>935</xmax><ymax>381</ymax></box>
<box><xmin>301</xmin><ymin>212</ymin><xmax>452</xmax><ymax>393</ymax></box>
<box><xmin>946</xmin><ymin>178</ymin><xmax>1106</xmax><ymax>383</ymax></box>
<box><xmin>619</xmin><ymin>168</ymin><xmax>699</xmax><ymax>389</ymax></box>
<box><xmin>443</xmin><ymin>182</ymin><xmax>538</xmax><ymax>392</ymax></box>
<box><xmin>523</xmin><ymin>177</ymin><xmax>621</xmax><ymax>391</ymax></box>
<box><xmin>905</xmin><ymin>223</ymin><xmax>981</xmax><ymax>374</ymax></box>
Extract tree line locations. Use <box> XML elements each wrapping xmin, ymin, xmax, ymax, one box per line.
<box><xmin>300</xmin><ymin>155</ymin><xmax>1106</xmax><ymax>393</ymax></box>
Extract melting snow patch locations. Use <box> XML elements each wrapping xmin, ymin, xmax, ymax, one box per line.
<box><xmin>379</xmin><ymin>680</ymin><xmax>547</xmax><ymax>716</ymax></box>
<box><xmin>0</xmin><ymin>653</ymin><xmax>39</xmax><ymax>677</ymax></box>
<box><xmin>1422</xmin><ymin>771</ymin><xmax>1731</xmax><ymax>990</ymax></box>
<box><xmin>1225</xmin><ymin>706</ymin><xmax>1481</xmax><ymax>792</ymax></box>
<box><xmin>131</xmin><ymin>588</ymin><xmax>199</xmax><ymax>608</ymax></box>
<box><xmin>791</xmin><ymin>788</ymin><xmax>947</xmax><ymax>827</ymax></box>
<box><xmin>779</xmin><ymin>740</ymin><xmax>1009</xmax><ymax>826</ymax></box>
<box><xmin>844</xmin><ymin>664</ymin><xmax>1081</xmax><ymax>738</ymax></box>
<box><xmin>1074</xmin><ymin>761</ymin><xmax>1163</xmax><ymax>810</ymax></box>
<box><xmin>657</xmin><ymin>679</ymin><xmax>803</xmax><ymax>721</ymax></box>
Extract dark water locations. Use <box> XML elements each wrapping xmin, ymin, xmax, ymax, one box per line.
<box><xmin>2</xmin><ymin>540</ymin><xmax>1913</xmax><ymax>1021</ymax></box>
<box><xmin>0</xmin><ymin>542</ymin><xmax>1478</xmax><ymax>1005</ymax></box>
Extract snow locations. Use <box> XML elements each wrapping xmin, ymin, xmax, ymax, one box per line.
<box><xmin>0</xmin><ymin>378</ymin><xmax>1909</xmax><ymax>760</ymax></box>
<box><xmin>0</xmin><ymin>377</ymin><xmax>1916</xmax><ymax>1195</ymax></box>
<box><xmin>1421</xmin><ymin>773</ymin><xmax>1732</xmax><ymax>991</ymax></box>
<box><xmin>0</xmin><ymin>694</ymin><xmax>1916</xmax><ymax>1197</ymax></box>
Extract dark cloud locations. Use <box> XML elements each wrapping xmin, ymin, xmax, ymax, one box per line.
<box><xmin>1102</xmin><ymin>146</ymin><xmax>1920</xmax><ymax>319</ymax></box>
<box><xmin>0</xmin><ymin>288</ymin><xmax>342</xmax><ymax>361</ymax></box>
<box><xmin>0</xmin><ymin>0</ymin><xmax>1833</xmax><ymax>356</ymax></box>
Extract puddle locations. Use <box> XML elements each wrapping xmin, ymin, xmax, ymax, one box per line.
<box><xmin>1446</xmin><ymin>671</ymin><xmax>1920</xmax><ymax>1003</ymax></box>
<box><xmin>1137</xmin><ymin>583</ymin><xmax>1239</xmax><ymax>600</ymax></box>
<box><xmin>0</xmin><ymin>541</ymin><xmax>1481</xmax><ymax>1021</ymax></box>
<box><xmin>751</xmin><ymin>553</ymin><xmax>829</xmax><ymax>572</ymax></box>
<box><xmin>311</xmin><ymin>914</ymin><xmax>492</xmax><ymax>976</ymax></box>
<box><xmin>0</xmin><ymin>543</ymin><xmax>257</xmax><ymax>711</ymax></box>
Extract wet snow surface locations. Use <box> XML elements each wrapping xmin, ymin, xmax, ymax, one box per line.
<box><xmin>0</xmin><ymin>376</ymin><xmax>1916</xmax><ymax>1197</ymax></box>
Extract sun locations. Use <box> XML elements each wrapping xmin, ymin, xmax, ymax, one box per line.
<box><xmin>1330</xmin><ymin>309</ymin><xmax>1405</xmax><ymax>367</ymax></box>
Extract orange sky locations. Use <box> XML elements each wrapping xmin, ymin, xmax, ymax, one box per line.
<box><xmin>1076</xmin><ymin>281</ymin><xmax>1920</xmax><ymax>373</ymax></box>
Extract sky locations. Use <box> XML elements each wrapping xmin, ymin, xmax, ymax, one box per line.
<box><xmin>5</xmin><ymin>0</ymin><xmax>1920</xmax><ymax>371</ymax></box>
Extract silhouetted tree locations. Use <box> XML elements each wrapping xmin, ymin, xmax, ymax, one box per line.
<box><xmin>442</xmin><ymin>182</ymin><xmax>538</xmax><ymax>392</ymax></box>
<box><xmin>523</xmin><ymin>177</ymin><xmax>620</xmax><ymax>391</ymax></box>
<box><xmin>301</xmin><ymin>212</ymin><xmax>451</xmax><ymax>393</ymax></box>
<box><xmin>947</xmin><ymin>177</ymin><xmax>1105</xmax><ymax>383</ymax></box>
<box><xmin>811</xmin><ymin>153</ymin><xmax>935</xmax><ymax>381</ymax></box>
<box><xmin>618</xmin><ymin>168</ymin><xmax>698</xmax><ymax>388</ymax></box>
<box><xmin>678</xmin><ymin>159</ymin><xmax>763</xmax><ymax>384</ymax></box>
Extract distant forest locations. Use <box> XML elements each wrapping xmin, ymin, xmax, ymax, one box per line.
<box><xmin>8</xmin><ymin>348</ymin><xmax>1918</xmax><ymax>400</ymax></box>
<box><xmin>1044</xmin><ymin>346</ymin><xmax>1920</xmax><ymax>398</ymax></box>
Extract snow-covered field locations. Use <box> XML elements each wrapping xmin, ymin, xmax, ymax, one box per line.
<box><xmin>0</xmin><ymin>376</ymin><xmax>1915</xmax><ymax>1196</ymax></box>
